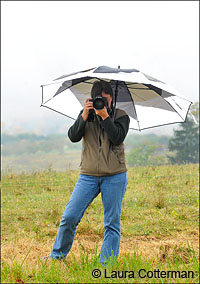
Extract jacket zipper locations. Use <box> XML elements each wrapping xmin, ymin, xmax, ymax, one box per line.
<box><xmin>97</xmin><ymin>123</ymin><xmax>102</xmax><ymax>177</ymax></box>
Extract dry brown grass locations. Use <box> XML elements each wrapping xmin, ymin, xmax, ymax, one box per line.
<box><xmin>2</xmin><ymin>229</ymin><xmax>199</xmax><ymax>268</ymax></box>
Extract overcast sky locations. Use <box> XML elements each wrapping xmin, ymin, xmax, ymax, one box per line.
<box><xmin>1</xmin><ymin>1</ymin><xmax>199</xmax><ymax>134</ymax></box>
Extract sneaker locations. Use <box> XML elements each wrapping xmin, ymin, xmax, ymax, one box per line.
<box><xmin>40</xmin><ymin>255</ymin><xmax>65</xmax><ymax>262</ymax></box>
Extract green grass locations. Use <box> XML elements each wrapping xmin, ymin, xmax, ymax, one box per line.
<box><xmin>1</xmin><ymin>164</ymin><xmax>199</xmax><ymax>283</ymax></box>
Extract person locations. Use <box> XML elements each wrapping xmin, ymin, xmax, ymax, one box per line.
<box><xmin>48</xmin><ymin>80</ymin><xmax>130</xmax><ymax>264</ymax></box>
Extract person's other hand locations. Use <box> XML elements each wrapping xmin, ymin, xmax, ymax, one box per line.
<box><xmin>81</xmin><ymin>98</ymin><xmax>94</xmax><ymax>121</ymax></box>
<box><xmin>95</xmin><ymin>107</ymin><xmax>109</xmax><ymax>120</ymax></box>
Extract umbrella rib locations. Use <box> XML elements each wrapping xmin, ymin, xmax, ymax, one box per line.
<box><xmin>122</xmin><ymin>84</ymin><xmax>141</xmax><ymax>131</ymax></box>
<box><xmin>170</xmin><ymin>97</ymin><xmax>183</xmax><ymax>110</ymax></box>
<box><xmin>128</xmin><ymin>87</ymin><xmax>152</xmax><ymax>90</ymax></box>
<box><xmin>129</xmin><ymin>119</ymin><xmax>190</xmax><ymax>131</ymax></box>
<box><xmin>42</xmin><ymin>96</ymin><xmax>55</xmax><ymax>105</ymax></box>
<box><xmin>132</xmin><ymin>101</ymin><xmax>141</xmax><ymax>131</ymax></box>
<box><xmin>42</xmin><ymin>104</ymin><xmax>191</xmax><ymax>130</ymax></box>
<box><xmin>41</xmin><ymin>104</ymin><xmax>76</xmax><ymax>120</ymax></box>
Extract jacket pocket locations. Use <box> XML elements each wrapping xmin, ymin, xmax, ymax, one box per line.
<box><xmin>112</xmin><ymin>145</ymin><xmax>125</xmax><ymax>164</ymax></box>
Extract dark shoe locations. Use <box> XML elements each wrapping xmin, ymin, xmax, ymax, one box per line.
<box><xmin>39</xmin><ymin>256</ymin><xmax>51</xmax><ymax>262</ymax></box>
<box><xmin>40</xmin><ymin>255</ymin><xmax>66</xmax><ymax>262</ymax></box>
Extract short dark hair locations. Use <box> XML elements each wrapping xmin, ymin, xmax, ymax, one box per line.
<box><xmin>91</xmin><ymin>80</ymin><xmax>113</xmax><ymax>99</ymax></box>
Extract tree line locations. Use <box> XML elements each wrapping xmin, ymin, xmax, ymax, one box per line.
<box><xmin>127</xmin><ymin>102</ymin><xmax>199</xmax><ymax>166</ymax></box>
<box><xmin>2</xmin><ymin>103</ymin><xmax>199</xmax><ymax>166</ymax></box>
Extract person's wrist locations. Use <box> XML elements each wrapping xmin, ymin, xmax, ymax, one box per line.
<box><xmin>81</xmin><ymin>112</ymin><xmax>88</xmax><ymax>121</ymax></box>
<box><xmin>101</xmin><ymin>113</ymin><xmax>109</xmax><ymax>120</ymax></box>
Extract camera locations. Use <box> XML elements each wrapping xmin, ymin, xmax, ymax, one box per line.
<box><xmin>87</xmin><ymin>97</ymin><xmax>108</xmax><ymax>122</ymax></box>
<box><xmin>89</xmin><ymin>96</ymin><xmax>108</xmax><ymax>110</ymax></box>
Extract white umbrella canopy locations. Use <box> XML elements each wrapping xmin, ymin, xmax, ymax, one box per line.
<box><xmin>41</xmin><ymin>66</ymin><xmax>192</xmax><ymax>131</ymax></box>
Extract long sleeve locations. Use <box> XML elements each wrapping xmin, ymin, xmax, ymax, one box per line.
<box><xmin>68</xmin><ymin>110</ymin><xmax>86</xmax><ymax>142</ymax></box>
<box><xmin>100</xmin><ymin>114</ymin><xmax>130</xmax><ymax>146</ymax></box>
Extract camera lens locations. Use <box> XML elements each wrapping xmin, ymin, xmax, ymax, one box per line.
<box><xmin>93</xmin><ymin>98</ymin><xmax>105</xmax><ymax>110</ymax></box>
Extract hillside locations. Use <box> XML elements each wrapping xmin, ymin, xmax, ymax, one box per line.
<box><xmin>1</xmin><ymin>133</ymin><xmax>170</xmax><ymax>173</ymax></box>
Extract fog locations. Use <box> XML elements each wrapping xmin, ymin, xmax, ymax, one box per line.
<box><xmin>1</xmin><ymin>1</ymin><xmax>199</xmax><ymax>136</ymax></box>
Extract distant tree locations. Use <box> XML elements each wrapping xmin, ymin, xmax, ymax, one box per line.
<box><xmin>190</xmin><ymin>101</ymin><xmax>199</xmax><ymax>124</ymax></box>
<box><xmin>124</xmin><ymin>133</ymin><xmax>170</xmax><ymax>152</ymax></box>
<box><xmin>167</xmin><ymin>102</ymin><xmax>199</xmax><ymax>164</ymax></box>
<box><xmin>126</xmin><ymin>141</ymin><xmax>167</xmax><ymax>166</ymax></box>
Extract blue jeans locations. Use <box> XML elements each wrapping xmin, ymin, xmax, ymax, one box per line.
<box><xmin>49</xmin><ymin>172</ymin><xmax>127</xmax><ymax>263</ymax></box>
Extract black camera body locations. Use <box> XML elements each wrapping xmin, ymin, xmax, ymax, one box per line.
<box><xmin>87</xmin><ymin>96</ymin><xmax>108</xmax><ymax>122</ymax></box>
<box><xmin>89</xmin><ymin>96</ymin><xmax>108</xmax><ymax>110</ymax></box>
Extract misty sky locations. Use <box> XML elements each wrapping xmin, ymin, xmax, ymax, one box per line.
<box><xmin>1</xmin><ymin>1</ymin><xmax>199</xmax><ymax>134</ymax></box>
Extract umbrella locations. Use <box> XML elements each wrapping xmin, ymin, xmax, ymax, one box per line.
<box><xmin>40</xmin><ymin>66</ymin><xmax>192</xmax><ymax>131</ymax></box>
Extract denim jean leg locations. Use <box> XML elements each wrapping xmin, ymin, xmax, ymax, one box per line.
<box><xmin>99</xmin><ymin>172</ymin><xmax>127</xmax><ymax>264</ymax></box>
<box><xmin>49</xmin><ymin>175</ymin><xmax>99</xmax><ymax>260</ymax></box>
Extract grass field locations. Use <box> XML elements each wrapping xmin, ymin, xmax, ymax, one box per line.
<box><xmin>1</xmin><ymin>164</ymin><xmax>199</xmax><ymax>283</ymax></box>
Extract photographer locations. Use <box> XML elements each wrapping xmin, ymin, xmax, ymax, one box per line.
<box><xmin>48</xmin><ymin>80</ymin><xmax>130</xmax><ymax>264</ymax></box>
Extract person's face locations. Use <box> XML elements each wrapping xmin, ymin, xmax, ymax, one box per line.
<box><xmin>101</xmin><ymin>91</ymin><xmax>112</xmax><ymax>108</ymax></box>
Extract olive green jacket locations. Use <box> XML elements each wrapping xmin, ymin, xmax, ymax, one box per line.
<box><xmin>68</xmin><ymin>109</ymin><xmax>130</xmax><ymax>176</ymax></box>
